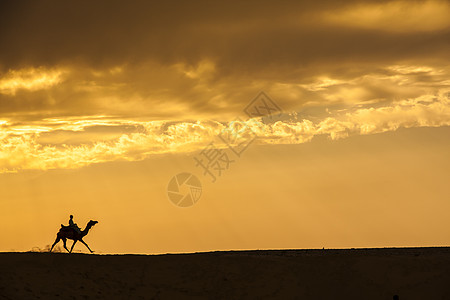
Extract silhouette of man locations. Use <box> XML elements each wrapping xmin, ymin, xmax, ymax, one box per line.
<box><xmin>69</xmin><ymin>215</ymin><xmax>81</xmax><ymax>234</ymax></box>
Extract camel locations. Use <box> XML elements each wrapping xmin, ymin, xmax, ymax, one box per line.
<box><xmin>50</xmin><ymin>220</ymin><xmax>98</xmax><ymax>253</ymax></box>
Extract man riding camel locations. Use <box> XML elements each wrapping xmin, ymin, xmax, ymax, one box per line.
<box><xmin>68</xmin><ymin>215</ymin><xmax>82</xmax><ymax>234</ymax></box>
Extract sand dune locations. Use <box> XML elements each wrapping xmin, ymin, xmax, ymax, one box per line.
<box><xmin>1</xmin><ymin>247</ymin><xmax>449</xmax><ymax>299</ymax></box>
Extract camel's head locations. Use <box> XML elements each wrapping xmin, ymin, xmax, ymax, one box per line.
<box><xmin>89</xmin><ymin>220</ymin><xmax>98</xmax><ymax>227</ymax></box>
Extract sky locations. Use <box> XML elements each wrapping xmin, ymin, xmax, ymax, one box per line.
<box><xmin>0</xmin><ymin>0</ymin><xmax>449</xmax><ymax>254</ymax></box>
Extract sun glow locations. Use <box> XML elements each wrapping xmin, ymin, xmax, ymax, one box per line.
<box><xmin>0</xmin><ymin>67</ymin><xmax>65</xmax><ymax>95</ymax></box>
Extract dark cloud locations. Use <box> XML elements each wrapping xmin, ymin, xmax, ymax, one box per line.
<box><xmin>0</xmin><ymin>0</ymin><xmax>449</xmax><ymax>120</ymax></box>
<box><xmin>1</xmin><ymin>0</ymin><xmax>448</xmax><ymax>71</ymax></box>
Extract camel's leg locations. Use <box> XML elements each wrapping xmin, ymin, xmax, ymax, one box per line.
<box><xmin>70</xmin><ymin>240</ymin><xmax>78</xmax><ymax>253</ymax></box>
<box><xmin>50</xmin><ymin>236</ymin><xmax>60</xmax><ymax>252</ymax></box>
<box><xmin>79</xmin><ymin>239</ymin><xmax>93</xmax><ymax>253</ymax></box>
<box><xmin>62</xmin><ymin>238</ymin><xmax>70</xmax><ymax>253</ymax></box>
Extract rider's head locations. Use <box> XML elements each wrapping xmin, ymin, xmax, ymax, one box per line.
<box><xmin>70</xmin><ymin>215</ymin><xmax>73</xmax><ymax>219</ymax></box>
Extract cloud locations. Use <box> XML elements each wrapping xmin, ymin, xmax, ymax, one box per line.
<box><xmin>1</xmin><ymin>62</ymin><xmax>449</xmax><ymax>123</ymax></box>
<box><xmin>1</xmin><ymin>1</ymin><xmax>449</xmax><ymax>122</ymax></box>
<box><xmin>0</xmin><ymin>67</ymin><xmax>64</xmax><ymax>95</ymax></box>
<box><xmin>0</xmin><ymin>92</ymin><xmax>448</xmax><ymax>172</ymax></box>
<box><xmin>0</xmin><ymin>0</ymin><xmax>449</xmax><ymax>172</ymax></box>
<box><xmin>1</xmin><ymin>1</ymin><xmax>449</xmax><ymax>72</ymax></box>
<box><xmin>322</xmin><ymin>0</ymin><xmax>450</xmax><ymax>33</ymax></box>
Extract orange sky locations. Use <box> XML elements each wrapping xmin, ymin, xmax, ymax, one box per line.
<box><xmin>0</xmin><ymin>0</ymin><xmax>449</xmax><ymax>253</ymax></box>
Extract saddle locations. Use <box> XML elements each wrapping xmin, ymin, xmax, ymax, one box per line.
<box><xmin>60</xmin><ymin>224</ymin><xmax>79</xmax><ymax>233</ymax></box>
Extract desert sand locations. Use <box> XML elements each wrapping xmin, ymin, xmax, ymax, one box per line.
<box><xmin>1</xmin><ymin>247</ymin><xmax>449</xmax><ymax>299</ymax></box>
